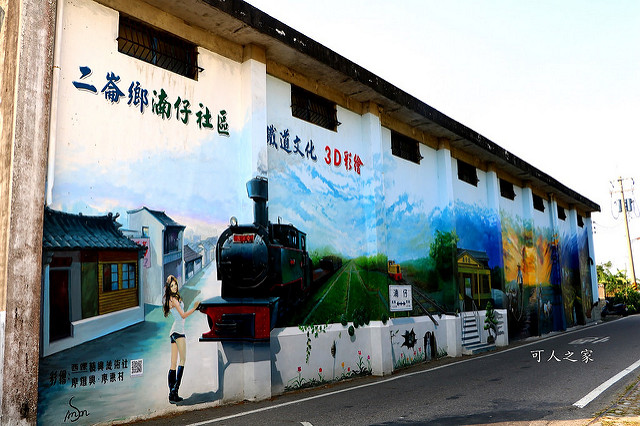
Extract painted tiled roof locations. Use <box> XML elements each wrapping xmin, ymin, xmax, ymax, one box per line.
<box><xmin>127</xmin><ymin>206</ymin><xmax>185</xmax><ymax>229</ymax></box>
<box><xmin>43</xmin><ymin>207</ymin><xmax>142</xmax><ymax>251</ymax></box>
<box><xmin>183</xmin><ymin>245</ymin><xmax>202</xmax><ymax>263</ymax></box>
<box><xmin>457</xmin><ymin>248</ymin><xmax>490</xmax><ymax>266</ymax></box>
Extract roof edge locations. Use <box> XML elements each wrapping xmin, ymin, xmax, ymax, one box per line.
<box><xmin>205</xmin><ymin>0</ymin><xmax>599</xmax><ymax>213</ymax></box>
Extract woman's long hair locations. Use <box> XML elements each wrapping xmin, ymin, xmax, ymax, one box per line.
<box><xmin>163</xmin><ymin>275</ymin><xmax>182</xmax><ymax>317</ymax></box>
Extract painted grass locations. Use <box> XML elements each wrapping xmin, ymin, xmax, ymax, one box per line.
<box><xmin>289</xmin><ymin>260</ymin><xmax>390</xmax><ymax>326</ymax></box>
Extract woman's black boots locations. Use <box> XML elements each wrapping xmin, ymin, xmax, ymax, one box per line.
<box><xmin>169</xmin><ymin>366</ymin><xmax>184</xmax><ymax>403</ymax></box>
<box><xmin>168</xmin><ymin>369</ymin><xmax>177</xmax><ymax>402</ymax></box>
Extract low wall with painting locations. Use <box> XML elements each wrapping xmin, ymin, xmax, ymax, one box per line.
<box><xmin>270</xmin><ymin>311</ymin><xmax>507</xmax><ymax>396</ymax></box>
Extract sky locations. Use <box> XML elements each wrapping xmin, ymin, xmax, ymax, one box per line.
<box><xmin>246</xmin><ymin>0</ymin><xmax>640</xmax><ymax>276</ymax></box>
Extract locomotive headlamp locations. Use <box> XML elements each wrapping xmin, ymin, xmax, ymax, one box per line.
<box><xmin>230</xmin><ymin>216</ymin><xmax>238</xmax><ymax>227</ymax></box>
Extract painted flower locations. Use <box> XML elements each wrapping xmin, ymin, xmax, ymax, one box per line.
<box><xmin>367</xmin><ymin>355</ymin><xmax>370</xmax><ymax>360</ymax></box>
<box><xmin>341</xmin><ymin>362</ymin><xmax>345</xmax><ymax>368</ymax></box>
<box><xmin>298</xmin><ymin>366</ymin><xmax>301</xmax><ymax>372</ymax></box>
<box><xmin>348</xmin><ymin>367</ymin><xmax>351</xmax><ymax>372</ymax></box>
<box><xmin>319</xmin><ymin>368</ymin><xmax>322</xmax><ymax>373</ymax></box>
<box><xmin>358</xmin><ymin>351</ymin><xmax>362</xmax><ymax>355</ymax></box>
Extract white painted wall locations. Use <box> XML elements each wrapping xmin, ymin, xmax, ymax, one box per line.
<box><xmin>270</xmin><ymin>311</ymin><xmax>507</xmax><ymax>396</ymax></box>
<box><xmin>452</xmin><ymin>159</ymin><xmax>489</xmax><ymax>207</ymax></box>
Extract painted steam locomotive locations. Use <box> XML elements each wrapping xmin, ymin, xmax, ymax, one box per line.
<box><xmin>199</xmin><ymin>177</ymin><xmax>340</xmax><ymax>342</ymax></box>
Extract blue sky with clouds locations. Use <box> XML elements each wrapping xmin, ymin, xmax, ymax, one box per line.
<box><xmin>246</xmin><ymin>0</ymin><xmax>640</xmax><ymax>275</ymax></box>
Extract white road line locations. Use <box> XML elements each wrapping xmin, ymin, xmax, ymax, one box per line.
<box><xmin>184</xmin><ymin>318</ymin><xmax>626</xmax><ymax>425</ymax></box>
<box><xmin>573</xmin><ymin>358</ymin><xmax>640</xmax><ymax>408</ymax></box>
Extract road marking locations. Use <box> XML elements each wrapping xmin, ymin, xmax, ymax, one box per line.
<box><xmin>573</xmin><ymin>358</ymin><xmax>640</xmax><ymax>408</ymax></box>
<box><xmin>183</xmin><ymin>318</ymin><xmax>624</xmax><ymax>425</ymax></box>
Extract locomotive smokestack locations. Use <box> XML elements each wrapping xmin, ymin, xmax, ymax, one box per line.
<box><xmin>246</xmin><ymin>177</ymin><xmax>268</xmax><ymax>228</ymax></box>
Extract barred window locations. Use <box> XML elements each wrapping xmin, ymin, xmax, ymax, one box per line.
<box><xmin>533</xmin><ymin>194</ymin><xmax>545</xmax><ymax>212</ymax></box>
<box><xmin>577</xmin><ymin>215</ymin><xmax>584</xmax><ymax>228</ymax></box>
<box><xmin>499</xmin><ymin>179</ymin><xmax>516</xmax><ymax>200</ymax></box>
<box><xmin>457</xmin><ymin>159</ymin><xmax>478</xmax><ymax>187</ymax></box>
<box><xmin>117</xmin><ymin>15</ymin><xmax>201</xmax><ymax>80</ymax></box>
<box><xmin>557</xmin><ymin>206</ymin><xmax>566</xmax><ymax>221</ymax></box>
<box><xmin>391</xmin><ymin>131</ymin><xmax>423</xmax><ymax>164</ymax></box>
<box><xmin>291</xmin><ymin>85</ymin><xmax>340</xmax><ymax>131</ymax></box>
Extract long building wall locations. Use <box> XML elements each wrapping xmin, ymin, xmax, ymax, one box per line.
<box><xmin>0</xmin><ymin>0</ymin><xmax>599</xmax><ymax>423</ymax></box>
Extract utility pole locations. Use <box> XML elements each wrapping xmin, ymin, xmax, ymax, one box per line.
<box><xmin>613</xmin><ymin>177</ymin><xmax>637</xmax><ymax>289</ymax></box>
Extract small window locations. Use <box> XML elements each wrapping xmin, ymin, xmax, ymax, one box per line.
<box><xmin>557</xmin><ymin>206</ymin><xmax>566</xmax><ymax>221</ymax></box>
<box><xmin>102</xmin><ymin>264</ymin><xmax>119</xmax><ymax>292</ymax></box>
<box><xmin>499</xmin><ymin>179</ymin><xmax>516</xmax><ymax>200</ymax></box>
<box><xmin>577</xmin><ymin>215</ymin><xmax>584</xmax><ymax>228</ymax></box>
<box><xmin>122</xmin><ymin>263</ymin><xmax>137</xmax><ymax>289</ymax></box>
<box><xmin>142</xmin><ymin>226</ymin><xmax>149</xmax><ymax>238</ymax></box>
<box><xmin>291</xmin><ymin>85</ymin><xmax>340</xmax><ymax>131</ymax></box>
<box><xmin>391</xmin><ymin>131</ymin><xmax>423</xmax><ymax>164</ymax></box>
<box><xmin>533</xmin><ymin>194</ymin><xmax>545</xmax><ymax>212</ymax></box>
<box><xmin>118</xmin><ymin>15</ymin><xmax>201</xmax><ymax>79</ymax></box>
<box><xmin>457</xmin><ymin>159</ymin><xmax>478</xmax><ymax>187</ymax></box>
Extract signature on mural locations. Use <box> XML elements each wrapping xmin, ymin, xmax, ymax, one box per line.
<box><xmin>530</xmin><ymin>349</ymin><xmax>594</xmax><ymax>363</ymax></box>
<box><xmin>63</xmin><ymin>396</ymin><xmax>89</xmax><ymax>423</ymax></box>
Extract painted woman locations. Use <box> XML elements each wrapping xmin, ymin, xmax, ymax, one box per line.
<box><xmin>162</xmin><ymin>274</ymin><xmax>200</xmax><ymax>403</ymax></box>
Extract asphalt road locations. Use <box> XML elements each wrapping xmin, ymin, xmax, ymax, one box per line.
<box><xmin>136</xmin><ymin>315</ymin><xmax>640</xmax><ymax>425</ymax></box>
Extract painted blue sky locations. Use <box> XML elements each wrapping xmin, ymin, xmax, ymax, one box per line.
<box><xmin>267</xmin><ymin>148</ymin><xmax>376</xmax><ymax>258</ymax></box>
<box><xmin>246</xmin><ymin>0</ymin><xmax>640</xmax><ymax>276</ymax></box>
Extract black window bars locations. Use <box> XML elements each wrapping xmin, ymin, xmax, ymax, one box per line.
<box><xmin>117</xmin><ymin>16</ymin><xmax>203</xmax><ymax>80</ymax></box>
<box><xmin>291</xmin><ymin>85</ymin><xmax>340</xmax><ymax>131</ymax></box>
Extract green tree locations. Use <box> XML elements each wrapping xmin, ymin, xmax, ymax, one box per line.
<box><xmin>429</xmin><ymin>230</ymin><xmax>459</xmax><ymax>282</ymax></box>
<box><xmin>597</xmin><ymin>261</ymin><xmax>630</xmax><ymax>297</ymax></box>
<box><xmin>484</xmin><ymin>301</ymin><xmax>499</xmax><ymax>343</ymax></box>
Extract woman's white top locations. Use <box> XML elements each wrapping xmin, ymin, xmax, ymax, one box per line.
<box><xmin>170</xmin><ymin>299</ymin><xmax>185</xmax><ymax>335</ymax></box>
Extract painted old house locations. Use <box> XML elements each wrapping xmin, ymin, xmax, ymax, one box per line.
<box><xmin>0</xmin><ymin>0</ymin><xmax>601</xmax><ymax>423</ymax></box>
<box><xmin>127</xmin><ymin>207</ymin><xmax>186</xmax><ymax>305</ymax></box>
<box><xmin>41</xmin><ymin>208</ymin><xmax>145</xmax><ymax>357</ymax></box>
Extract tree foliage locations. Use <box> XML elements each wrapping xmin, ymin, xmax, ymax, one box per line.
<box><xmin>597</xmin><ymin>261</ymin><xmax>630</xmax><ymax>296</ymax></box>
<box><xmin>429</xmin><ymin>230</ymin><xmax>459</xmax><ymax>282</ymax></box>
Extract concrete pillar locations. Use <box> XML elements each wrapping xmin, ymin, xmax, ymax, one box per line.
<box><xmin>585</xmin><ymin>215</ymin><xmax>598</xmax><ymax>305</ymax></box>
<box><xmin>218</xmin><ymin>342</ymin><xmax>272</xmax><ymax>403</ymax></box>
<box><xmin>241</xmin><ymin>44</ymin><xmax>268</xmax><ymax>180</ymax></box>
<box><xmin>368</xmin><ymin>321</ymin><xmax>392</xmax><ymax>376</ymax></box>
<box><xmin>0</xmin><ymin>0</ymin><xmax>57</xmax><ymax>423</ymax></box>
<box><xmin>485</xmin><ymin>164</ymin><xmax>504</xmax><ymax>275</ymax></box>
<box><xmin>548</xmin><ymin>196</ymin><xmax>560</xmax><ymax>239</ymax></box>
<box><xmin>436</xmin><ymin>140</ymin><xmax>454</xmax><ymax>209</ymax></box>
<box><xmin>485</xmin><ymin>164</ymin><xmax>500</xmax><ymax>212</ymax></box>
<box><xmin>361</xmin><ymin>103</ymin><xmax>386</xmax><ymax>257</ymax></box>
<box><xmin>521</xmin><ymin>184</ymin><xmax>534</xmax><ymax>224</ymax></box>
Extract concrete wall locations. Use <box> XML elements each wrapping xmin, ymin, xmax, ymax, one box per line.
<box><xmin>271</xmin><ymin>311</ymin><xmax>507</xmax><ymax>396</ymax></box>
<box><xmin>0</xmin><ymin>0</ymin><xmax>57</xmax><ymax>423</ymax></box>
<box><xmin>0</xmin><ymin>0</ymin><xmax>598</xmax><ymax>423</ymax></box>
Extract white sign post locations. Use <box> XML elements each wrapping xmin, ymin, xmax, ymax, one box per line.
<box><xmin>389</xmin><ymin>285</ymin><xmax>412</xmax><ymax>312</ymax></box>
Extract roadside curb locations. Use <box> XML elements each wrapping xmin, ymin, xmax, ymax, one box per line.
<box><xmin>589</xmin><ymin>373</ymin><xmax>640</xmax><ymax>425</ymax></box>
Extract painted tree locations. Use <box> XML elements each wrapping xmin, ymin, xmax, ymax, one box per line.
<box><xmin>484</xmin><ymin>301</ymin><xmax>499</xmax><ymax>343</ymax></box>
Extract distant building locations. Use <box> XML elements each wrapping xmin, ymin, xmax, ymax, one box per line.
<box><xmin>127</xmin><ymin>207</ymin><xmax>185</xmax><ymax>305</ymax></box>
<box><xmin>183</xmin><ymin>244</ymin><xmax>202</xmax><ymax>282</ymax></box>
<box><xmin>41</xmin><ymin>208</ymin><xmax>145</xmax><ymax>356</ymax></box>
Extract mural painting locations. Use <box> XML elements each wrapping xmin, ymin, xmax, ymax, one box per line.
<box><xmin>35</xmin><ymin>1</ymin><xmax>594</xmax><ymax>423</ymax></box>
